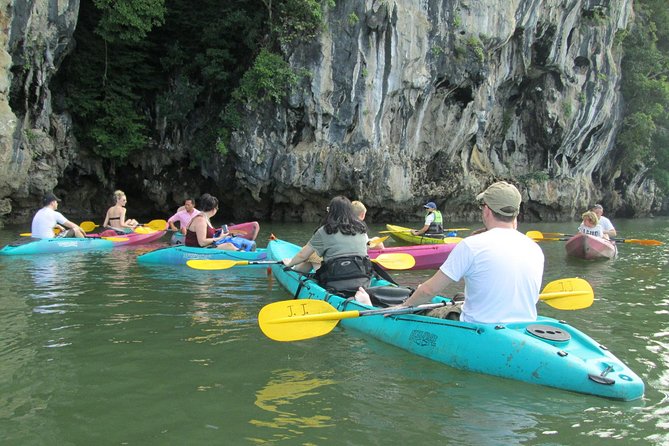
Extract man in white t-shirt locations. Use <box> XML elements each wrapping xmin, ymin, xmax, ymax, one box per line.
<box><xmin>31</xmin><ymin>193</ymin><xmax>86</xmax><ymax>239</ymax></box>
<box><xmin>398</xmin><ymin>181</ymin><xmax>545</xmax><ymax>324</ymax></box>
<box><xmin>591</xmin><ymin>204</ymin><xmax>616</xmax><ymax>237</ymax></box>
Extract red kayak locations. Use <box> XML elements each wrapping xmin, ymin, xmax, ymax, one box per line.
<box><xmin>565</xmin><ymin>233</ymin><xmax>617</xmax><ymax>260</ymax></box>
<box><xmin>170</xmin><ymin>221</ymin><xmax>260</xmax><ymax>245</ymax></box>
<box><xmin>368</xmin><ymin>243</ymin><xmax>458</xmax><ymax>270</ymax></box>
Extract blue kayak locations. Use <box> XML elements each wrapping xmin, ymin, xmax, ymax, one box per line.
<box><xmin>266</xmin><ymin>239</ymin><xmax>644</xmax><ymax>401</ymax></box>
<box><xmin>0</xmin><ymin>238</ymin><xmax>114</xmax><ymax>256</ymax></box>
<box><xmin>137</xmin><ymin>245</ymin><xmax>268</xmax><ymax>265</ymax></box>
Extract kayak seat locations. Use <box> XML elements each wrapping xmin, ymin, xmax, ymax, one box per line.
<box><xmin>366</xmin><ymin>286</ymin><xmax>413</xmax><ymax>308</ymax></box>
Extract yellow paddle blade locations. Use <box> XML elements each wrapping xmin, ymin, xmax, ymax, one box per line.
<box><xmin>20</xmin><ymin>228</ymin><xmax>63</xmax><ymax>237</ymax></box>
<box><xmin>617</xmin><ymin>238</ymin><xmax>664</xmax><ymax>246</ymax></box>
<box><xmin>539</xmin><ymin>277</ymin><xmax>593</xmax><ymax>310</ymax></box>
<box><xmin>525</xmin><ymin>231</ymin><xmax>567</xmax><ymax>242</ymax></box>
<box><xmin>187</xmin><ymin>254</ymin><xmax>414</xmax><ymax>271</ymax></box>
<box><xmin>102</xmin><ymin>237</ymin><xmax>129</xmax><ymax>242</ymax></box>
<box><xmin>80</xmin><ymin>221</ymin><xmax>99</xmax><ymax>232</ymax></box>
<box><xmin>259</xmin><ymin>299</ymin><xmax>358</xmax><ymax>341</ymax></box>
<box><xmin>442</xmin><ymin>237</ymin><xmax>463</xmax><ymax>244</ymax></box>
<box><xmin>186</xmin><ymin>259</ymin><xmax>247</xmax><ymax>270</ymax></box>
<box><xmin>372</xmin><ymin>252</ymin><xmax>416</xmax><ymax>270</ymax></box>
<box><xmin>379</xmin><ymin>229</ymin><xmax>469</xmax><ymax>234</ymax></box>
<box><xmin>133</xmin><ymin>226</ymin><xmax>156</xmax><ymax>234</ymax></box>
<box><xmin>146</xmin><ymin>219</ymin><xmax>168</xmax><ymax>231</ymax></box>
<box><xmin>368</xmin><ymin>236</ymin><xmax>389</xmax><ymax>248</ymax></box>
<box><xmin>258</xmin><ymin>299</ymin><xmax>451</xmax><ymax>342</ymax></box>
<box><xmin>541</xmin><ymin>232</ymin><xmax>569</xmax><ymax>237</ymax></box>
<box><xmin>525</xmin><ymin>230</ymin><xmax>544</xmax><ymax>240</ymax></box>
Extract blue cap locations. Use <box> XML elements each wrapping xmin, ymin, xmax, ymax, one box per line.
<box><xmin>423</xmin><ymin>202</ymin><xmax>437</xmax><ymax>209</ymax></box>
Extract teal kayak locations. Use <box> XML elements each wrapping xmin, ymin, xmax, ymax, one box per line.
<box><xmin>266</xmin><ymin>239</ymin><xmax>644</xmax><ymax>401</ymax></box>
<box><xmin>137</xmin><ymin>245</ymin><xmax>268</xmax><ymax>265</ymax></box>
<box><xmin>0</xmin><ymin>238</ymin><xmax>114</xmax><ymax>255</ymax></box>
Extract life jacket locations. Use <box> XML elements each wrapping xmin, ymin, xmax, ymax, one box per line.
<box><xmin>425</xmin><ymin>210</ymin><xmax>444</xmax><ymax>236</ymax></box>
<box><xmin>314</xmin><ymin>255</ymin><xmax>373</xmax><ymax>293</ymax></box>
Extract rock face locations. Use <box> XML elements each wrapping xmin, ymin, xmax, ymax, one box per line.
<box><xmin>0</xmin><ymin>0</ymin><xmax>662</xmax><ymax>226</ymax></box>
<box><xmin>0</xmin><ymin>0</ymin><xmax>80</xmax><ymax>222</ymax></box>
<box><xmin>232</xmin><ymin>0</ymin><xmax>655</xmax><ymax>222</ymax></box>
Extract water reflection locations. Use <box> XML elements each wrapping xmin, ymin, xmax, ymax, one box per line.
<box><xmin>249</xmin><ymin>369</ymin><xmax>335</xmax><ymax>442</ymax></box>
<box><xmin>0</xmin><ymin>221</ymin><xmax>667</xmax><ymax>444</ymax></box>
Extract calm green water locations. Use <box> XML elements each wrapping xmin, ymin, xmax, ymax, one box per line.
<box><xmin>0</xmin><ymin>218</ymin><xmax>667</xmax><ymax>445</ymax></box>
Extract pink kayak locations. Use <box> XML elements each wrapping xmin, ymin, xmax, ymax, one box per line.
<box><xmin>565</xmin><ymin>233</ymin><xmax>617</xmax><ymax>260</ymax></box>
<box><xmin>368</xmin><ymin>243</ymin><xmax>458</xmax><ymax>270</ymax></box>
<box><xmin>97</xmin><ymin>228</ymin><xmax>167</xmax><ymax>246</ymax></box>
<box><xmin>170</xmin><ymin>221</ymin><xmax>260</xmax><ymax>245</ymax></box>
<box><xmin>227</xmin><ymin>221</ymin><xmax>260</xmax><ymax>240</ymax></box>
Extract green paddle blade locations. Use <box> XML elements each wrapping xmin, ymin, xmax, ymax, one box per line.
<box><xmin>539</xmin><ymin>277</ymin><xmax>593</xmax><ymax>310</ymax></box>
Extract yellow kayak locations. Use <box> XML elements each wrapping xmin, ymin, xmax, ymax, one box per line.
<box><xmin>385</xmin><ymin>224</ymin><xmax>463</xmax><ymax>245</ymax></box>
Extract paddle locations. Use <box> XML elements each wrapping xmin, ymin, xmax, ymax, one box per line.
<box><xmin>187</xmin><ymin>252</ymin><xmax>417</xmax><ymax>271</ymax></box>
<box><xmin>80</xmin><ymin>221</ymin><xmax>99</xmax><ymax>232</ymax></box>
<box><xmin>187</xmin><ymin>259</ymin><xmax>283</xmax><ymax>270</ymax></box>
<box><xmin>379</xmin><ymin>228</ymin><xmax>470</xmax><ymax>234</ymax></box>
<box><xmin>259</xmin><ymin>300</ymin><xmax>447</xmax><ymax>341</ymax></box>
<box><xmin>18</xmin><ymin>231</ymin><xmax>125</xmax><ymax>241</ymax></box>
<box><xmin>102</xmin><ymin>236</ymin><xmax>129</xmax><ymax>242</ymax></box>
<box><xmin>144</xmin><ymin>219</ymin><xmax>168</xmax><ymax>231</ymax></box>
<box><xmin>368</xmin><ymin>236</ymin><xmax>389</xmax><ymax>248</ymax></box>
<box><xmin>20</xmin><ymin>227</ymin><xmax>64</xmax><ymax>237</ymax></box>
<box><xmin>526</xmin><ymin>230</ymin><xmax>663</xmax><ymax>246</ymax></box>
<box><xmin>258</xmin><ymin>277</ymin><xmax>594</xmax><ymax>341</ymax></box>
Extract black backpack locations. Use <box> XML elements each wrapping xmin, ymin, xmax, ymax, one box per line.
<box><xmin>314</xmin><ymin>255</ymin><xmax>373</xmax><ymax>293</ymax></box>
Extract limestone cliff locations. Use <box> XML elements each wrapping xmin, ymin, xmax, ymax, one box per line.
<box><xmin>0</xmin><ymin>0</ymin><xmax>662</xmax><ymax>226</ymax></box>
<box><xmin>0</xmin><ymin>0</ymin><xmax>80</xmax><ymax>222</ymax></box>
<box><xmin>232</xmin><ymin>0</ymin><xmax>651</xmax><ymax>222</ymax></box>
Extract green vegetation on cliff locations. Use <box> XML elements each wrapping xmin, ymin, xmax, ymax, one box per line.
<box><xmin>55</xmin><ymin>0</ymin><xmax>331</xmax><ymax>161</ymax></box>
<box><xmin>619</xmin><ymin>0</ymin><xmax>669</xmax><ymax>191</ymax></box>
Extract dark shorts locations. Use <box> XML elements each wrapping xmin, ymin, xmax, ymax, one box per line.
<box><xmin>56</xmin><ymin>229</ymin><xmax>77</xmax><ymax>238</ymax></box>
